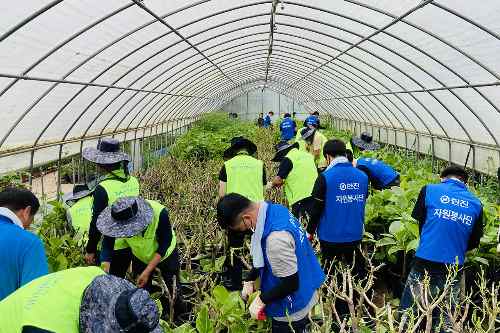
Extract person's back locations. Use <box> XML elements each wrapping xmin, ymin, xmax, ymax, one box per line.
<box><xmin>283</xmin><ymin>148</ymin><xmax>317</xmax><ymax>206</ymax></box>
<box><xmin>0</xmin><ymin>218</ymin><xmax>48</xmax><ymax>301</ymax></box>
<box><xmin>280</xmin><ymin>116</ymin><xmax>296</xmax><ymax>141</ymax></box>
<box><xmin>318</xmin><ymin>163</ymin><xmax>369</xmax><ymax>242</ymax></box>
<box><xmin>0</xmin><ymin>188</ymin><xmax>47</xmax><ymax>301</ymax></box>
<box><xmin>356</xmin><ymin>157</ymin><xmax>399</xmax><ymax>190</ymax></box>
<box><xmin>416</xmin><ymin>178</ymin><xmax>482</xmax><ymax>265</ymax></box>
<box><xmin>224</xmin><ymin>153</ymin><xmax>264</xmax><ymax>202</ymax></box>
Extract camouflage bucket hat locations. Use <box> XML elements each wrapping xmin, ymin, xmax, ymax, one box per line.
<box><xmin>301</xmin><ymin>127</ymin><xmax>316</xmax><ymax>141</ymax></box>
<box><xmin>79</xmin><ymin>274</ymin><xmax>162</xmax><ymax>333</ymax></box>
<box><xmin>352</xmin><ymin>132</ymin><xmax>380</xmax><ymax>151</ymax></box>
<box><xmin>97</xmin><ymin>197</ymin><xmax>153</xmax><ymax>238</ymax></box>
<box><xmin>82</xmin><ymin>138</ymin><xmax>130</xmax><ymax>165</ymax></box>
<box><xmin>63</xmin><ymin>184</ymin><xmax>92</xmax><ymax>205</ymax></box>
<box><xmin>272</xmin><ymin>141</ymin><xmax>299</xmax><ymax>162</ymax></box>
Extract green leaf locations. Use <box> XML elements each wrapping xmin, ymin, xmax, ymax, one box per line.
<box><xmin>388</xmin><ymin>245</ymin><xmax>404</xmax><ymax>255</ymax></box>
<box><xmin>471</xmin><ymin>256</ymin><xmax>489</xmax><ymax>266</ymax></box>
<box><xmin>212</xmin><ymin>285</ymin><xmax>230</xmax><ymax>305</ymax></box>
<box><xmin>196</xmin><ymin>305</ymin><xmax>214</xmax><ymax>333</ymax></box>
<box><xmin>389</xmin><ymin>220</ymin><xmax>402</xmax><ymax>234</ymax></box>
<box><xmin>376</xmin><ymin>237</ymin><xmax>397</xmax><ymax>247</ymax></box>
<box><xmin>406</xmin><ymin>238</ymin><xmax>419</xmax><ymax>252</ymax></box>
<box><xmin>406</xmin><ymin>222</ymin><xmax>419</xmax><ymax>238</ymax></box>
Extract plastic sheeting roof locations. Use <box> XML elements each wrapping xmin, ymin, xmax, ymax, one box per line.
<box><xmin>0</xmin><ymin>1</ymin><xmax>499</xmax><ymax>166</ymax></box>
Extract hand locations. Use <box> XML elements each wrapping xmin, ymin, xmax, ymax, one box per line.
<box><xmin>306</xmin><ymin>232</ymin><xmax>314</xmax><ymax>242</ymax></box>
<box><xmin>101</xmin><ymin>261</ymin><xmax>110</xmax><ymax>273</ymax></box>
<box><xmin>497</xmin><ymin>243</ymin><xmax>500</xmax><ymax>254</ymax></box>
<box><xmin>265</xmin><ymin>181</ymin><xmax>273</xmax><ymax>191</ymax></box>
<box><xmin>241</xmin><ymin>281</ymin><xmax>254</xmax><ymax>302</ymax></box>
<box><xmin>137</xmin><ymin>270</ymin><xmax>151</xmax><ymax>288</ymax></box>
<box><xmin>84</xmin><ymin>253</ymin><xmax>96</xmax><ymax>265</ymax></box>
<box><xmin>249</xmin><ymin>295</ymin><xmax>266</xmax><ymax>320</ymax></box>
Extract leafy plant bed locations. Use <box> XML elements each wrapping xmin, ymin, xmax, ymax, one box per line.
<box><xmin>36</xmin><ymin>113</ymin><xmax>499</xmax><ymax>332</ymax></box>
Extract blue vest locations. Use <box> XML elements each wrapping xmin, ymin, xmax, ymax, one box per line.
<box><xmin>260</xmin><ymin>203</ymin><xmax>325</xmax><ymax>318</ymax></box>
<box><xmin>416</xmin><ymin>179</ymin><xmax>482</xmax><ymax>265</ymax></box>
<box><xmin>318</xmin><ymin>163</ymin><xmax>369</xmax><ymax>242</ymax></box>
<box><xmin>356</xmin><ymin>157</ymin><xmax>399</xmax><ymax>189</ymax></box>
<box><xmin>304</xmin><ymin>115</ymin><xmax>319</xmax><ymax>127</ymax></box>
<box><xmin>280</xmin><ymin>118</ymin><xmax>296</xmax><ymax>141</ymax></box>
<box><xmin>263</xmin><ymin>115</ymin><xmax>272</xmax><ymax>128</ymax></box>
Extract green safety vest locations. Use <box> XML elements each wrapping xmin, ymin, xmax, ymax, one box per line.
<box><xmin>0</xmin><ymin>267</ymin><xmax>104</xmax><ymax>333</ymax></box>
<box><xmin>295</xmin><ymin>127</ymin><xmax>307</xmax><ymax>152</ymax></box>
<box><xmin>121</xmin><ymin>200</ymin><xmax>177</xmax><ymax>264</ymax></box>
<box><xmin>67</xmin><ymin>195</ymin><xmax>93</xmax><ymax>236</ymax></box>
<box><xmin>284</xmin><ymin>148</ymin><xmax>318</xmax><ymax>206</ymax></box>
<box><xmin>346</xmin><ymin>140</ymin><xmax>353</xmax><ymax>152</ymax></box>
<box><xmin>224</xmin><ymin>153</ymin><xmax>264</xmax><ymax>201</ymax></box>
<box><xmin>99</xmin><ymin>170</ymin><xmax>140</xmax><ymax>250</ymax></box>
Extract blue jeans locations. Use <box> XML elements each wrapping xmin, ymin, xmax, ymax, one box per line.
<box><xmin>400</xmin><ymin>266</ymin><xmax>460</xmax><ymax>332</ymax></box>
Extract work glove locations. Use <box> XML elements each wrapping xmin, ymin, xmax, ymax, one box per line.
<box><xmin>241</xmin><ymin>281</ymin><xmax>254</xmax><ymax>302</ymax></box>
<box><xmin>249</xmin><ymin>295</ymin><xmax>266</xmax><ymax>320</ymax></box>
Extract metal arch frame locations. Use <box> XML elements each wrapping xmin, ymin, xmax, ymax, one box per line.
<box><xmin>279</xmin><ymin>0</ymin><xmax>436</xmax><ymax>94</ymax></box>
<box><xmin>274</xmin><ymin>19</ymin><xmax>476</xmax><ymax>144</ymax></box>
<box><xmin>0</xmin><ymin>5</ymin><xmax>456</xmax><ymax>145</ymax></box>
<box><xmin>1</xmin><ymin>4</ymin><xmax>274</xmax><ymax>150</ymax></box>
<box><xmin>266</xmin><ymin>4</ymin><xmax>500</xmax><ymax>146</ymax></box>
<box><xmin>0</xmin><ymin>0</ymin><xmax>496</xmax><ymax>154</ymax></box>
<box><xmin>61</xmin><ymin>10</ymin><xmax>476</xmax><ymax>147</ymax></box>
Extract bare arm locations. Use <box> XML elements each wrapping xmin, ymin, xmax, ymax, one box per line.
<box><xmin>219</xmin><ymin>181</ymin><xmax>226</xmax><ymax>198</ymax></box>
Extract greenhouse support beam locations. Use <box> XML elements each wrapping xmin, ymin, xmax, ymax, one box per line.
<box><xmin>280</xmin><ymin>0</ymin><xmax>435</xmax><ymax>95</ymax></box>
<box><xmin>131</xmin><ymin>0</ymin><xmax>245</xmax><ymax>95</ymax></box>
<box><xmin>264</xmin><ymin>0</ymin><xmax>279</xmax><ymax>86</ymax></box>
<box><xmin>309</xmin><ymin>82</ymin><xmax>500</xmax><ymax>101</ymax></box>
<box><xmin>0</xmin><ymin>73</ymin><xmax>213</xmax><ymax>100</ymax></box>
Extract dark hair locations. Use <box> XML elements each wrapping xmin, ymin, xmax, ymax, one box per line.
<box><xmin>323</xmin><ymin>139</ymin><xmax>346</xmax><ymax>158</ymax></box>
<box><xmin>345</xmin><ymin>149</ymin><xmax>354</xmax><ymax>162</ymax></box>
<box><xmin>269</xmin><ymin>111</ymin><xmax>274</xmax><ymax>115</ymax></box>
<box><xmin>0</xmin><ymin>188</ymin><xmax>40</xmax><ymax>215</ymax></box>
<box><xmin>216</xmin><ymin>193</ymin><xmax>252</xmax><ymax>229</ymax></box>
<box><xmin>312</xmin><ymin>111</ymin><xmax>319</xmax><ymax>116</ymax></box>
<box><xmin>284</xmin><ymin>113</ymin><xmax>291</xmax><ymax>118</ymax></box>
<box><xmin>440</xmin><ymin>165</ymin><xmax>468</xmax><ymax>183</ymax></box>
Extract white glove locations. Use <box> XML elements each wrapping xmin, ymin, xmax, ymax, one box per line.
<box><xmin>249</xmin><ymin>295</ymin><xmax>266</xmax><ymax>320</ymax></box>
<box><xmin>265</xmin><ymin>181</ymin><xmax>273</xmax><ymax>191</ymax></box>
<box><xmin>241</xmin><ymin>281</ymin><xmax>254</xmax><ymax>301</ymax></box>
<box><xmin>497</xmin><ymin>243</ymin><xmax>500</xmax><ymax>254</ymax></box>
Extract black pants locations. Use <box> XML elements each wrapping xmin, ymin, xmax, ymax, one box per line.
<box><xmin>272</xmin><ymin>317</ymin><xmax>310</xmax><ymax>333</ymax></box>
<box><xmin>110</xmin><ymin>248</ymin><xmax>187</xmax><ymax>319</ymax></box>
<box><xmin>223</xmin><ymin>229</ymin><xmax>250</xmax><ymax>291</ymax></box>
<box><xmin>291</xmin><ymin>197</ymin><xmax>313</xmax><ymax>221</ymax></box>
<box><xmin>320</xmin><ymin>240</ymin><xmax>362</xmax><ymax>319</ymax></box>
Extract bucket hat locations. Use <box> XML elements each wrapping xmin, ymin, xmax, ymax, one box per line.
<box><xmin>223</xmin><ymin>136</ymin><xmax>257</xmax><ymax>159</ymax></box>
<box><xmin>79</xmin><ymin>274</ymin><xmax>162</xmax><ymax>333</ymax></box>
<box><xmin>272</xmin><ymin>141</ymin><xmax>299</xmax><ymax>162</ymax></box>
<box><xmin>352</xmin><ymin>132</ymin><xmax>380</xmax><ymax>151</ymax></box>
<box><xmin>97</xmin><ymin>197</ymin><xmax>153</xmax><ymax>238</ymax></box>
<box><xmin>82</xmin><ymin>138</ymin><xmax>130</xmax><ymax>165</ymax></box>
<box><xmin>63</xmin><ymin>184</ymin><xmax>91</xmax><ymax>205</ymax></box>
<box><xmin>301</xmin><ymin>128</ymin><xmax>316</xmax><ymax>142</ymax></box>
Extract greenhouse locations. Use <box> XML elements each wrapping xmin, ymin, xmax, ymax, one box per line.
<box><xmin>0</xmin><ymin>1</ymin><xmax>498</xmax><ymax>332</ymax></box>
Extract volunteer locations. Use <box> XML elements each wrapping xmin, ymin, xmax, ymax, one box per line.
<box><xmin>83</xmin><ymin>138</ymin><xmax>140</xmax><ymax>278</ymax></box>
<box><xmin>0</xmin><ymin>188</ymin><xmax>47</xmax><ymax>301</ymax></box>
<box><xmin>269</xmin><ymin>141</ymin><xmax>317</xmax><ymax>220</ymax></box>
<box><xmin>279</xmin><ymin>113</ymin><xmax>297</xmax><ymax>141</ymax></box>
<box><xmin>346</xmin><ymin>151</ymin><xmax>400</xmax><ymax>190</ymax></box>
<box><xmin>219</xmin><ymin>136</ymin><xmax>266</xmax><ymax>290</ymax></box>
<box><xmin>306</xmin><ymin>140</ymin><xmax>368</xmax><ymax>318</ymax></box>
<box><xmin>0</xmin><ymin>266</ymin><xmax>162</xmax><ymax>333</ymax></box>
<box><xmin>98</xmin><ymin>196</ymin><xmax>186</xmax><ymax>320</ymax></box>
<box><xmin>217</xmin><ymin>193</ymin><xmax>325</xmax><ymax>333</ymax></box>
<box><xmin>400</xmin><ymin>166</ymin><xmax>483</xmax><ymax>329</ymax></box>
<box><xmin>301</xmin><ymin>126</ymin><xmax>328</xmax><ymax>171</ymax></box>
